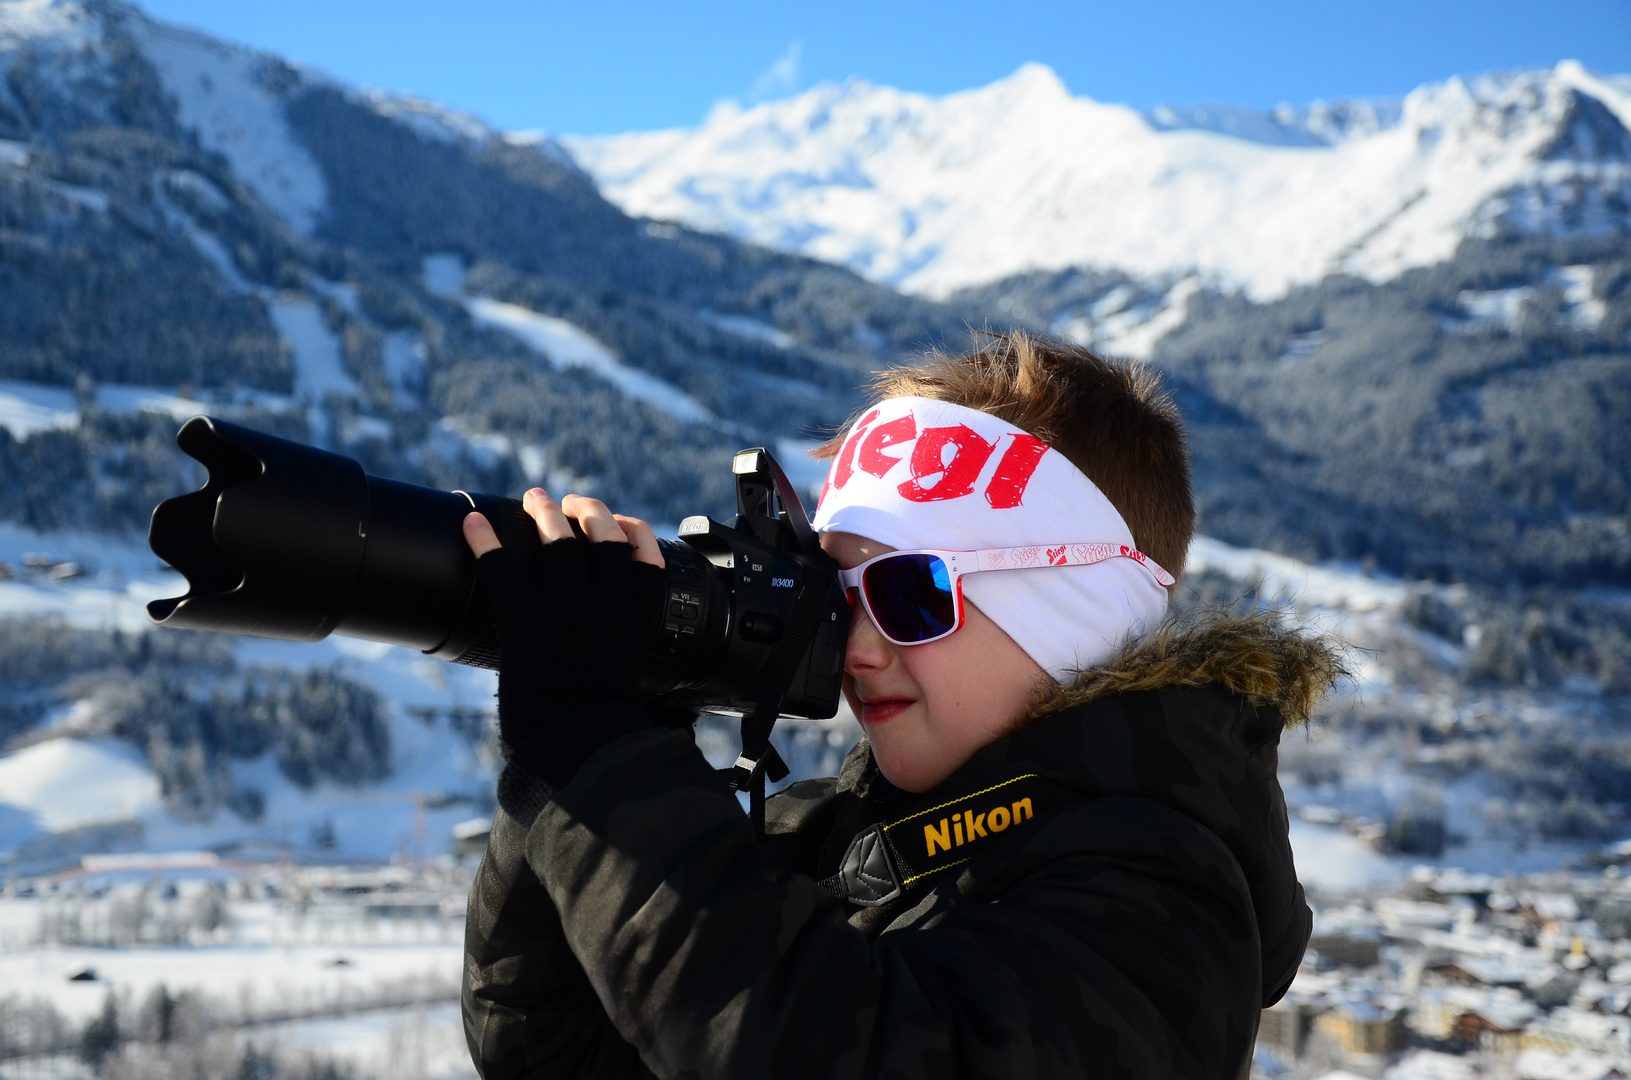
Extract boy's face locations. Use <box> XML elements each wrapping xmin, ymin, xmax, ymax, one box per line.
<box><xmin>821</xmin><ymin>531</ymin><xmax>1050</xmax><ymax>793</ymax></box>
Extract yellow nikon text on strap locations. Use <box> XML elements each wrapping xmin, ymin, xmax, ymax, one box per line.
<box><xmin>820</xmin><ymin>772</ymin><xmax>1052</xmax><ymax>906</ymax></box>
<box><xmin>921</xmin><ymin>796</ymin><xmax>1035</xmax><ymax>856</ymax></box>
<box><xmin>882</xmin><ymin>774</ymin><xmax>1041</xmax><ymax>885</ymax></box>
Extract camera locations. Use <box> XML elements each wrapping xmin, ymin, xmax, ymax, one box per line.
<box><xmin>146</xmin><ymin>416</ymin><xmax>851</xmax><ymax>723</ymax></box>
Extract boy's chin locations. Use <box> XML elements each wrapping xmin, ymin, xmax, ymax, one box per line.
<box><xmin>868</xmin><ymin>731</ymin><xmax>945</xmax><ymax>795</ymax></box>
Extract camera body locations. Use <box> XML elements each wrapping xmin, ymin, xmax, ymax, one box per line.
<box><xmin>148</xmin><ymin>417</ymin><xmax>850</xmax><ymax>721</ymax></box>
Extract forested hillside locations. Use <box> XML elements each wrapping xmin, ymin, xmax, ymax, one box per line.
<box><xmin>955</xmin><ymin>234</ymin><xmax>1631</xmax><ymax>588</ymax></box>
<box><xmin>0</xmin><ymin>0</ymin><xmax>980</xmax><ymax>533</ymax></box>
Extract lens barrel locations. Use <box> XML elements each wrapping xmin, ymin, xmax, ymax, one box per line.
<box><xmin>148</xmin><ymin>416</ymin><xmax>496</xmax><ymax>659</ymax></box>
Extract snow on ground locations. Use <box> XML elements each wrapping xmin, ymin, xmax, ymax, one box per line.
<box><xmin>0</xmin><ymin>0</ymin><xmax>92</xmax><ymax>47</ymax></box>
<box><xmin>1386</xmin><ymin>1050</ymin><xmax>1479</xmax><ymax>1080</ymax></box>
<box><xmin>566</xmin><ymin>61</ymin><xmax>1631</xmax><ymax>299</ymax></box>
<box><xmin>137</xmin><ymin>702</ymin><xmax>494</xmax><ymax>862</ymax></box>
<box><xmin>1556</xmin><ymin>265</ymin><xmax>1608</xmax><ymax>331</ymax></box>
<box><xmin>1182</xmin><ymin>535</ymin><xmax>1611</xmax><ymax>888</ymax></box>
<box><xmin>154</xmin><ymin>187</ymin><xmax>256</xmax><ymax>293</ymax></box>
<box><xmin>0</xmin><ymin>740</ymin><xmax>160</xmax><ymax>835</ymax></box>
<box><xmin>43</xmin><ymin>178</ymin><xmax>107</xmax><ymax>213</ymax></box>
<box><xmin>416</xmin><ymin>251</ymin><xmax>712</xmax><ymax>424</ymax></box>
<box><xmin>132</xmin><ymin>17</ymin><xmax>328</xmax><ymax>235</ymax></box>
<box><xmin>1454</xmin><ymin>286</ymin><xmax>1536</xmax><ymax>332</ymax></box>
<box><xmin>382</xmin><ymin>330</ymin><xmax>427</xmax><ymax>404</ymax></box>
<box><xmin>1287</xmin><ymin>819</ymin><xmax>1402</xmax><ymax>889</ymax></box>
<box><xmin>465</xmin><ymin>297</ymin><xmax>713</xmax><ymax>423</ymax></box>
<box><xmin>136</xmin><ymin>624</ymin><xmax>498</xmax><ymax>861</ymax></box>
<box><xmin>1285</xmin><ymin>818</ymin><xmax>1595</xmax><ymax>893</ymax></box>
<box><xmin>0</xmin><ymin>520</ymin><xmax>187</xmax><ymax>633</ymax></box>
<box><xmin>1186</xmin><ymin>535</ymin><xmax>1412</xmax><ymax>614</ymax></box>
<box><xmin>0</xmin><ymin>940</ymin><xmax>460</xmax><ymax>1025</ymax></box>
<box><xmin>1076</xmin><ymin>277</ymin><xmax>1203</xmax><ymax>360</ymax></box>
<box><xmin>0</xmin><ymin>378</ymin><xmax>288</xmax><ymax>440</ymax></box>
<box><xmin>93</xmin><ymin>384</ymin><xmax>211</xmax><ymax>421</ymax></box>
<box><xmin>704</xmin><ymin>312</ymin><xmax>797</xmax><ymax>351</ymax></box>
<box><xmin>0</xmin><ymin>521</ymin><xmax>498</xmax><ymax>864</ymax></box>
<box><xmin>362</xmin><ymin>90</ymin><xmax>492</xmax><ymax>147</ymax></box>
<box><xmin>1512</xmin><ymin>1047</ymin><xmax>1631</xmax><ymax>1080</ymax></box>
<box><xmin>264</xmin><ymin>1000</ymin><xmax>474</xmax><ymax>1080</ymax></box>
<box><xmin>0</xmin><ymin>378</ymin><xmax>77</xmax><ymax>437</ymax></box>
<box><xmin>268</xmin><ymin>296</ymin><xmax>361</xmax><ymax>403</ymax></box>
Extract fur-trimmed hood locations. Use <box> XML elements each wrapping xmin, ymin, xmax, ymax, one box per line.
<box><xmin>1031</xmin><ymin>610</ymin><xmax>1350</xmax><ymax>729</ymax></box>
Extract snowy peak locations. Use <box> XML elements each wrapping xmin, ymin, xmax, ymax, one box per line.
<box><xmin>1544</xmin><ymin>86</ymin><xmax>1631</xmax><ymax>161</ymax></box>
<box><xmin>0</xmin><ymin>0</ymin><xmax>95</xmax><ymax>50</ymax></box>
<box><xmin>565</xmin><ymin>61</ymin><xmax>1631</xmax><ymax>299</ymax></box>
<box><xmin>1146</xmin><ymin>98</ymin><xmax>1402</xmax><ymax>147</ymax></box>
<box><xmin>0</xmin><ymin>0</ymin><xmax>580</xmax><ymax>237</ymax></box>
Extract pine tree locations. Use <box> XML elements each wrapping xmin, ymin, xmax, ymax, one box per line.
<box><xmin>78</xmin><ymin>993</ymin><xmax>120</xmax><ymax>1072</ymax></box>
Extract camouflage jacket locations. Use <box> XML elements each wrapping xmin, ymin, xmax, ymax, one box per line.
<box><xmin>463</xmin><ymin>613</ymin><xmax>1340</xmax><ymax>1079</ymax></box>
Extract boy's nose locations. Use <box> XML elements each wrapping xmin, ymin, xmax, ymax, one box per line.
<box><xmin>844</xmin><ymin>603</ymin><xmax>894</xmax><ymax>675</ymax></box>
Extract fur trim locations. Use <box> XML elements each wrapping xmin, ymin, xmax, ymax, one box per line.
<box><xmin>1030</xmin><ymin>610</ymin><xmax>1350</xmax><ymax>728</ymax></box>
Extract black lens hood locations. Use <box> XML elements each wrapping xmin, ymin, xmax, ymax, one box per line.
<box><xmin>149</xmin><ymin>416</ymin><xmax>372</xmax><ymax>641</ymax></box>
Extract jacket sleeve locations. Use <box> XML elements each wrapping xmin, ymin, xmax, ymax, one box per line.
<box><xmin>525</xmin><ymin>728</ymin><xmax>1267</xmax><ymax>1080</ymax></box>
<box><xmin>463</xmin><ymin>803</ymin><xmax>656</xmax><ymax>1080</ymax></box>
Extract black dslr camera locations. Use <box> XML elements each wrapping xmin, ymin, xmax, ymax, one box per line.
<box><xmin>147</xmin><ymin>417</ymin><xmax>851</xmax><ymax>731</ymax></box>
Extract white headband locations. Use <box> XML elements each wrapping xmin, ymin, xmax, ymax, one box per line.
<box><xmin>811</xmin><ymin>396</ymin><xmax>1171</xmax><ymax>681</ymax></box>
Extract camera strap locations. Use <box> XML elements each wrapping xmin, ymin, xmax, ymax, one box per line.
<box><xmin>721</xmin><ymin>575</ymin><xmax>831</xmax><ymax>836</ymax></box>
<box><xmin>818</xmin><ymin>772</ymin><xmax>1053</xmax><ymax>907</ymax></box>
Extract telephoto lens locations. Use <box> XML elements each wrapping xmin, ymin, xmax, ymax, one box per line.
<box><xmin>146</xmin><ymin>416</ymin><xmax>849</xmax><ymax>721</ymax></box>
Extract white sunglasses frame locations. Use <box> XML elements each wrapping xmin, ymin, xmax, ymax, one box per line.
<box><xmin>837</xmin><ymin>542</ymin><xmax>1175</xmax><ymax>647</ymax></box>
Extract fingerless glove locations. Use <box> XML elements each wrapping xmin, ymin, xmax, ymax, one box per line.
<box><xmin>476</xmin><ymin>537</ymin><xmax>669</xmax><ymax>821</ymax></box>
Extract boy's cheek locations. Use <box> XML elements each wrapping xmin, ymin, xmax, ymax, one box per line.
<box><xmin>840</xmin><ymin>675</ymin><xmax>864</xmax><ymax>724</ymax></box>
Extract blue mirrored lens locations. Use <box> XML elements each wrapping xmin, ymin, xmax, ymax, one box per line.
<box><xmin>862</xmin><ymin>553</ymin><xmax>956</xmax><ymax>643</ymax></box>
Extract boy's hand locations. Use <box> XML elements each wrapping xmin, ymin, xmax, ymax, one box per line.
<box><xmin>461</xmin><ymin>489</ymin><xmax>667</xmax><ymax>765</ymax></box>
<box><xmin>463</xmin><ymin>488</ymin><xmax>665</xmax><ymax>568</ymax></box>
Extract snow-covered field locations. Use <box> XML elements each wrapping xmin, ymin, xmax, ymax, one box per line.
<box><xmin>0</xmin><ymin>516</ymin><xmax>500</xmax><ymax>867</ymax></box>
<box><xmin>0</xmin><ymin>502</ymin><xmax>1595</xmax><ymax>889</ymax></box>
<box><xmin>0</xmin><ymin>936</ymin><xmax>461</xmax><ymax>1027</ymax></box>
<box><xmin>264</xmin><ymin>1001</ymin><xmax>473</xmax><ymax>1080</ymax></box>
<box><xmin>0</xmin><ymin>845</ymin><xmax>473</xmax><ymax>1077</ymax></box>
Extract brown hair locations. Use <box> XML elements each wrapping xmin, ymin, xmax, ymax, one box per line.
<box><xmin>818</xmin><ymin>331</ymin><xmax>1194</xmax><ymax>583</ymax></box>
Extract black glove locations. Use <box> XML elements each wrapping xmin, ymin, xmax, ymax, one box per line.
<box><xmin>476</xmin><ymin>535</ymin><xmax>668</xmax><ymax>813</ymax></box>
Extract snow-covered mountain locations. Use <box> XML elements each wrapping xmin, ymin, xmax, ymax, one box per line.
<box><xmin>564</xmin><ymin>62</ymin><xmax>1631</xmax><ymax>299</ymax></box>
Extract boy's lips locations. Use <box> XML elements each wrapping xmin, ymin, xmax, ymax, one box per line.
<box><xmin>860</xmin><ymin>697</ymin><xmax>915</xmax><ymax>725</ymax></box>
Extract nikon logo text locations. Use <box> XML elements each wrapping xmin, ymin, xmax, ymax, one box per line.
<box><xmin>923</xmin><ymin>797</ymin><xmax>1033</xmax><ymax>857</ymax></box>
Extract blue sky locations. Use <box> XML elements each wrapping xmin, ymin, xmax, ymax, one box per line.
<box><xmin>137</xmin><ymin>0</ymin><xmax>1631</xmax><ymax>135</ymax></box>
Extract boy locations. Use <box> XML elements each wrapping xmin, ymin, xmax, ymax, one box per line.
<box><xmin>460</xmin><ymin>332</ymin><xmax>1341</xmax><ymax>1078</ymax></box>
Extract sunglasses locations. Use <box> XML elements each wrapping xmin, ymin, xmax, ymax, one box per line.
<box><xmin>837</xmin><ymin>543</ymin><xmax>1175</xmax><ymax>647</ymax></box>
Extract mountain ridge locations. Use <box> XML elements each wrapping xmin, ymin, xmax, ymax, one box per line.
<box><xmin>564</xmin><ymin>60</ymin><xmax>1631</xmax><ymax>300</ymax></box>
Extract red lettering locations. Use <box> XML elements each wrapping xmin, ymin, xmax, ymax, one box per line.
<box><xmin>897</xmin><ymin>424</ymin><xmax>996</xmax><ymax>502</ymax></box>
<box><xmin>1047</xmin><ymin>545</ymin><xmax>1067</xmax><ymax>565</ymax></box>
<box><xmin>824</xmin><ymin>409</ymin><xmax>880</xmax><ymax>503</ymax></box>
<box><xmin>857</xmin><ymin>415</ymin><xmax>916</xmax><ymax>478</ymax></box>
<box><xmin>983</xmin><ymin>434</ymin><xmax>1050</xmax><ymax>509</ymax></box>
